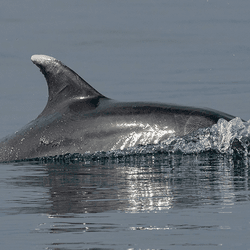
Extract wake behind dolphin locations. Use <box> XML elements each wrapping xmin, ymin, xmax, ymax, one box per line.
<box><xmin>0</xmin><ymin>55</ymin><xmax>240</xmax><ymax>162</ymax></box>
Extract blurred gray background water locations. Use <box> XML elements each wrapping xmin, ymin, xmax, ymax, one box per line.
<box><xmin>0</xmin><ymin>0</ymin><xmax>250</xmax><ymax>249</ymax></box>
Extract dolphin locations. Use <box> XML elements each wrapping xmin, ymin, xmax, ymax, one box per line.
<box><xmin>0</xmin><ymin>55</ymin><xmax>236</xmax><ymax>162</ymax></box>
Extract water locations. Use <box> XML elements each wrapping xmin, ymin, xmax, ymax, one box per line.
<box><xmin>1</xmin><ymin>0</ymin><xmax>250</xmax><ymax>249</ymax></box>
<box><xmin>1</xmin><ymin>154</ymin><xmax>250</xmax><ymax>249</ymax></box>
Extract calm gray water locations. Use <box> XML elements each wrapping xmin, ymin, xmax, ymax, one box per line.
<box><xmin>1</xmin><ymin>154</ymin><xmax>250</xmax><ymax>249</ymax></box>
<box><xmin>0</xmin><ymin>0</ymin><xmax>250</xmax><ymax>249</ymax></box>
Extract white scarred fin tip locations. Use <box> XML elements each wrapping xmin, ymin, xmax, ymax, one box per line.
<box><xmin>31</xmin><ymin>54</ymin><xmax>57</xmax><ymax>65</ymax></box>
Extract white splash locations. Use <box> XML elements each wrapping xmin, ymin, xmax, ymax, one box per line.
<box><xmin>112</xmin><ymin>123</ymin><xmax>175</xmax><ymax>150</ymax></box>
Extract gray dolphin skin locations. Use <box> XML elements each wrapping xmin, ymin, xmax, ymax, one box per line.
<box><xmin>0</xmin><ymin>55</ymin><xmax>236</xmax><ymax>162</ymax></box>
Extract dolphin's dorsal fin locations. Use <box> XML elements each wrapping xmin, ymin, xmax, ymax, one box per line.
<box><xmin>31</xmin><ymin>55</ymin><xmax>106</xmax><ymax>116</ymax></box>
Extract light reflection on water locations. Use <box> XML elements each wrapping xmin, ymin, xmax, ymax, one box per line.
<box><xmin>6</xmin><ymin>152</ymin><xmax>250</xmax><ymax>215</ymax></box>
<box><xmin>1</xmin><ymin>153</ymin><xmax>250</xmax><ymax>249</ymax></box>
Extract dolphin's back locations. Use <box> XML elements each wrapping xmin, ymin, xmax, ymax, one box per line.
<box><xmin>0</xmin><ymin>55</ymin><xmax>237</xmax><ymax>162</ymax></box>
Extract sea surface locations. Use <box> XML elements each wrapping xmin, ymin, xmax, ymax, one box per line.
<box><xmin>0</xmin><ymin>0</ymin><xmax>250</xmax><ymax>249</ymax></box>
